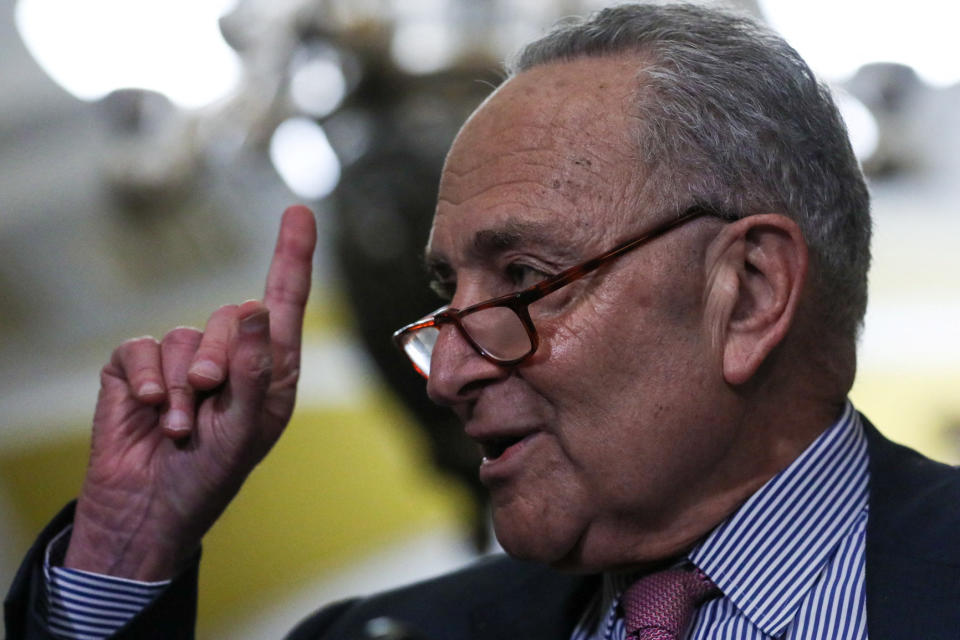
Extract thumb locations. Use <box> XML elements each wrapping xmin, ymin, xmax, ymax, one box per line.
<box><xmin>223</xmin><ymin>301</ymin><xmax>273</xmax><ymax>432</ymax></box>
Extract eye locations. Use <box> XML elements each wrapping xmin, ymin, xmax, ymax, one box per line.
<box><xmin>429</xmin><ymin>278</ymin><xmax>455</xmax><ymax>301</ymax></box>
<box><xmin>505</xmin><ymin>263</ymin><xmax>549</xmax><ymax>290</ymax></box>
<box><xmin>426</xmin><ymin>259</ymin><xmax>456</xmax><ymax>301</ymax></box>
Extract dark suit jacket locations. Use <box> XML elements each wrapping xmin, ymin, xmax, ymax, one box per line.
<box><xmin>7</xmin><ymin>419</ymin><xmax>960</xmax><ymax>639</ymax></box>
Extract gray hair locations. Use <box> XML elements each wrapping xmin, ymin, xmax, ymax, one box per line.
<box><xmin>508</xmin><ymin>2</ymin><xmax>872</xmax><ymax>347</ymax></box>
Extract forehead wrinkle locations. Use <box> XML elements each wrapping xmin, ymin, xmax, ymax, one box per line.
<box><xmin>438</xmin><ymin>177</ymin><xmax>551</xmax><ymax>208</ymax></box>
<box><xmin>447</xmin><ymin>125</ymin><xmax>624</xmax><ymax>180</ymax></box>
<box><xmin>443</xmin><ymin>122</ymin><xmax>557</xmax><ymax>179</ymax></box>
<box><xmin>443</xmin><ymin>141</ymin><xmax>556</xmax><ymax>179</ymax></box>
<box><xmin>440</xmin><ymin>147</ymin><xmax>627</xmax><ymax>219</ymax></box>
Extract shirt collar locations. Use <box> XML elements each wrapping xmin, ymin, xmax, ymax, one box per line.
<box><xmin>587</xmin><ymin>403</ymin><xmax>869</xmax><ymax>639</ymax></box>
<box><xmin>689</xmin><ymin>401</ymin><xmax>869</xmax><ymax>636</ymax></box>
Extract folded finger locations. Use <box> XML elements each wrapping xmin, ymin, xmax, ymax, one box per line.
<box><xmin>111</xmin><ymin>336</ymin><xmax>165</xmax><ymax>403</ymax></box>
<box><xmin>160</xmin><ymin>327</ymin><xmax>203</xmax><ymax>439</ymax></box>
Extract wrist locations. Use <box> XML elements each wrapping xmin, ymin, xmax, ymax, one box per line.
<box><xmin>66</xmin><ymin>493</ymin><xmax>196</xmax><ymax>581</ymax></box>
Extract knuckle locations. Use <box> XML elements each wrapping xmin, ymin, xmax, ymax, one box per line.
<box><xmin>163</xmin><ymin>326</ymin><xmax>203</xmax><ymax>346</ymax></box>
<box><xmin>273</xmin><ymin>367</ymin><xmax>300</xmax><ymax>389</ymax></box>
<box><xmin>266</xmin><ymin>279</ymin><xmax>306</xmax><ymax>306</ymax></box>
<box><xmin>275</xmin><ymin>353</ymin><xmax>301</xmax><ymax>386</ymax></box>
<box><xmin>121</xmin><ymin>335</ymin><xmax>159</xmax><ymax>348</ymax></box>
<box><xmin>112</xmin><ymin>336</ymin><xmax>159</xmax><ymax>373</ymax></box>
<box><xmin>117</xmin><ymin>335</ymin><xmax>159</xmax><ymax>357</ymax></box>
<box><xmin>245</xmin><ymin>353</ymin><xmax>274</xmax><ymax>385</ymax></box>
<box><xmin>199</xmin><ymin>331</ymin><xmax>230</xmax><ymax>352</ymax></box>
<box><xmin>166</xmin><ymin>381</ymin><xmax>194</xmax><ymax>396</ymax></box>
<box><xmin>195</xmin><ymin>343</ymin><xmax>227</xmax><ymax>363</ymax></box>
<box><xmin>100</xmin><ymin>362</ymin><xmax>121</xmax><ymax>383</ymax></box>
<box><xmin>129</xmin><ymin>363</ymin><xmax>161</xmax><ymax>382</ymax></box>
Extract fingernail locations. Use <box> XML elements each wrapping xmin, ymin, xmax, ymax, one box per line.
<box><xmin>138</xmin><ymin>382</ymin><xmax>163</xmax><ymax>397</ymax></box>
<box><xmin>239</xmin><ymin>310</ymin><xmax>269</xmax><ymax>335</ymax></box>
<box><xmin>165</xmin><ymin>409</ymin><xmax>191</xmax><ymax>434</ymax></box>
<box><xmin>189</xmin><ymin>360</ymin><xmax>223</xmax><ymax>382</ymax></box>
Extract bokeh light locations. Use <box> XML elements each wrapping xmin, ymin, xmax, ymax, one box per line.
<box><xmin>269</xmin><ymin>117</ymin><xmax>341</xmax><ymax>200</ymax></box>
<box><xmin>761</xmin><ymin>0</ymin><xmax>960</xmax><ymax>86</ymax></box>
<box><xmin>15</xmin><ymin>0</ymin><xmax>242</xmax><ymax>109</ymax></box>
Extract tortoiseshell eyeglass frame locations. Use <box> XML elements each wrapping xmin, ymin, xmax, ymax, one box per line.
<box><xmin>393</xmin><ymin>206</ymin><xmax>730</xmax><ymax>378</ymax></box>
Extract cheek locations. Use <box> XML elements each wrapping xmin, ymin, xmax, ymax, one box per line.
<box><xmin>488</xmin><ymin>439</ymin><xmax>595</xmax><ymax>563</ymax></box>
<box><xmin>528</xmin><ymin>294</ymin><xmax>715</xmax><ymax>481</ymax></box>
<box><xmin>534</xmin><ymin>300</ymin><xmax>662</xmax><ymax>404</ymax></box>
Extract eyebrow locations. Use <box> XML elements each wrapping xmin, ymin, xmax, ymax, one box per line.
<box><xmin>424</xmin><ymin>219</ymin><xmax>579</xmax><ymax>274</ymax></box>
<box><xmin>473</xmin><ymin>222</ymin><xmax>551</xmax><ymax>256</ymax></box>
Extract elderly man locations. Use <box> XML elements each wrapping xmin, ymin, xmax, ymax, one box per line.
<box><xmin>6</xmin><ymin>3</ymin><xmax>960</xmax><ymax>639</ymax></box>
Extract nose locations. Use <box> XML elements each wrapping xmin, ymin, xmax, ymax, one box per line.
<box><xmin>426</xmin><ymin>320</ymin><xmax>509</xmax><ymax>407</ymax></box>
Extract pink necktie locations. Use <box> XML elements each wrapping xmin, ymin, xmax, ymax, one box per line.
<box><xmin>621</xmin><ymin>567</ymin><xmax>720</xmax><ymax>640</ymax></box>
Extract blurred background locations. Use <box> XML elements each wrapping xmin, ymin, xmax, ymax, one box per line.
<box><xmin>1</xmin><ymin>0</ymin><xmax>958</xmax><ymax>637</ymax></box>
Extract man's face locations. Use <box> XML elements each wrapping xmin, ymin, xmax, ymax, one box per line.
<box><xmin>425</xmin><ymin>57</ymin><xmax>740</xmax><ymax>571</ymax></box>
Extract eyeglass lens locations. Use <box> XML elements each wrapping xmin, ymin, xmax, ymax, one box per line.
<box><xmin>401</xmin><ymin>306</ymin><xmax>533</xmax><ymax>377</ymax></box>
<box><xmin>400</xmin><ymin>326</ymin><xmax>438</xmax><ymax>377</ymax></box>
<box><xmin>461</xmin><ymin>306</ymin><xmax>531</xmax><ymax>360</ymax></box>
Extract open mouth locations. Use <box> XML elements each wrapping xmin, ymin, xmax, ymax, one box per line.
<box><xmin>481</xmin><ymin>435</ymin><xmax>526</xmax><ymax>461</ymax></box>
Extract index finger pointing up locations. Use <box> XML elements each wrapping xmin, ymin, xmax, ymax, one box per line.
<box><xmin>263</xmin><ymin>205</ymin><xmax>317</xmax><ymax>376</ymax></box>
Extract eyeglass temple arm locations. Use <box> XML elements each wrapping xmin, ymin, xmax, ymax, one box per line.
<box><xmin>516</xmin><ymin>206</ymin><xmax>728</xmax><ymax>303</ymax></box>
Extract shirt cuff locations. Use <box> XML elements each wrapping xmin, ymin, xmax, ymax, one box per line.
<box><xmin>42</xmin><ymin>526</ymin><xmax>171</xmax><ymax>639</ymax></box>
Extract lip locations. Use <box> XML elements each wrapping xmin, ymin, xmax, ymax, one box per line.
<box><xmin>475</xmin><ymin>431</ymin><xmax>541</xmax><ymax>484</ymax></box>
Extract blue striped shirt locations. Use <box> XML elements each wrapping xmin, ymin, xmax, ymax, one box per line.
<box><xmin>571</xmin><ymin>402</ymin><xmax>869</xmax><ymax>640</ymax></box>
<box><xmin>43</xmin><ymin>527</ymin><xmax>169</xmax><ymax>639</ymax></box>
<box><xmin>44</xmin><ymin>403</ymin><xmax>868</xmax><ymax>639</ymax></box>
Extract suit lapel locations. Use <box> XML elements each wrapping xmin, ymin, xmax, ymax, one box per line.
<box><xmin>468</xmin><ymin>566</ymin><xmax>598</xmax><ymax>640</ymax></box>
<box><xmin>864</xmin><ymin>418</ymin><xmax>960</xmax><ymax>639</ymax></box>
<box><xmin>452</xmin><ymin>417</ymin><xmax>960</xmax><ymax>640</ymax></box>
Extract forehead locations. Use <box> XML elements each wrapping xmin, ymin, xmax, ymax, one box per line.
<box><xmin>429</xmin><ymin>55</ymin><xmax>654</xmax><ymax>261</ymax></box>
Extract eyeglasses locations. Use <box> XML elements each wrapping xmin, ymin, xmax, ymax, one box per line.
<box><xmin>393</xmin><ymin>206</ymin><xmax>724</xmax><ymax>378</ymax></box>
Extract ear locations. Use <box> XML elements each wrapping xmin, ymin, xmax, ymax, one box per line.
<box><xmin>703</xmin><ymin>214</ymin><xmax>808</xmax><ymax>386</ymax></box>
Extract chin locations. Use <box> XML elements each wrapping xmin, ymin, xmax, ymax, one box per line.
<box><xmin>495</xmin><ymin>509</ymin><xmax>691</xmax><ymax>574</ymax></box>
<box><xmin>496</xmin><ymin>530</ymin><xmax>613</xmax><ymax>574</ymax></box>
<box><xmin>491</xmin><ymin>506</ymin><xmax>588</xmax><ymax>571</ymax></box>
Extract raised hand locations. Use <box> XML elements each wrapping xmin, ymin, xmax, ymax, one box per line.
<box><xmin>64</xmin><ymin>206</ymin><xmax>317</xmax><ymax>581</ymax></box>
